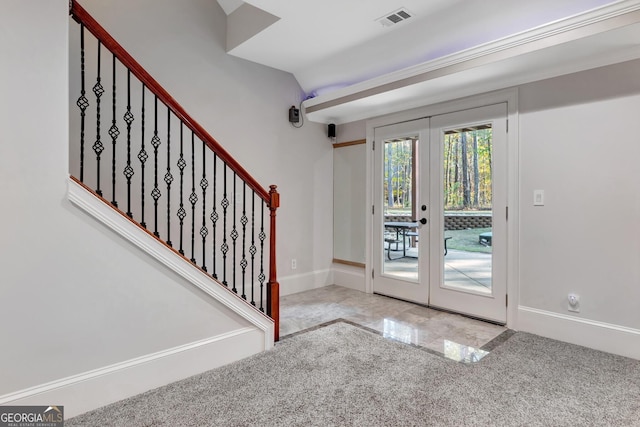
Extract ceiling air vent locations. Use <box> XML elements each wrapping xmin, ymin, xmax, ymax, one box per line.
<box><xmin>377</xmin><ymin>8</ymin><xmax>413</xmax><ymax>27</ymax></box>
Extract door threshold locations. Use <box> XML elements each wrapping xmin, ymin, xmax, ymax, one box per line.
<box><xmin>373</xmin><ymin>292</ymin><xmax>506</xmax><ymax>326</ymax></box>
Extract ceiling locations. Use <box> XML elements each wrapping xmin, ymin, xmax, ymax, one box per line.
<box><xmin>218</xmin><ymin>0</ymin><xmax>640</xmax><ymax>124</ymax></box>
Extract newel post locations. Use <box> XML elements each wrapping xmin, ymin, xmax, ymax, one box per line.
<box><xmin>267</xmin><ymin>185</ymin><xmax>280</xmax><ymax>341</ymax></box>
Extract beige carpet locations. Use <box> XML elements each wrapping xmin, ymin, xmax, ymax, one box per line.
<box><xmin>68</xmin><ymin>321</ymin><xmax>640</xmax><ymax>426</ymax></box>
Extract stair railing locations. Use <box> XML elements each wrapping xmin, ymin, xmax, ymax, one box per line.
<box><xmin>69</xmin><ymin>0</ymin><xmax>280</xmax><ymax>340</ymax></box>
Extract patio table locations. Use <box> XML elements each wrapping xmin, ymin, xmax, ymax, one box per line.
<box><xmin>384</xmin><ymin>221</ymin><xmax>418</xmax><ymax>259</ymax></box>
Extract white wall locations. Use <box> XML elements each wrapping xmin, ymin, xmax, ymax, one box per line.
<box><xmin>333</xmin><ymin>144</ymin><xmax>366</xmax><ymax>264</ymax></box>
<box><xmin>337</xmin><ymin>120</ymin><xmax>366</xmax><ymax>144</ymax></box>
<box><xmin>74</xmin><ymin>0</ymin><xmax>334</xmax><ymax>295</ymax></box>
<box><xmin>331</xmin><ymin>120</ymin><xmax>368</xmax><ymax>291</ymax></box>
<box><xmin>517</xmin><ymin>60</ymin><xmax>640</xmax><ymax>350</ymax></box>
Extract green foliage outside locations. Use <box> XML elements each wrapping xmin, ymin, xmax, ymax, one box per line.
<box><xmin>383</xmin><ymin>128</ymin><xmax>493</xmax><ymax>213</ymax></box>
<box><xmin>446</xmin><ymin>227</ymin><xmax>492</xmax><ymax>254</ymax></box>
<box><xmin>444</xmin><ymin>128</ymin><xmax>492</xmax><ymax>211</ymax></box>
<box><xmin>384</xmin><ymin>138</ymin><xmax>414</xmax><ymax>210</ymax></box>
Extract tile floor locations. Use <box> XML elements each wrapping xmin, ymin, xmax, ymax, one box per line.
<box><xmin>280</xmin><ymin>285</ymin><xmax>511</xmax><ymax>363</ymax></box>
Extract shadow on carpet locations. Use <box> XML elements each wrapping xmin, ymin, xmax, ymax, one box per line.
<box><xmin>68</xmin><ymin>321</ymin><xmax>640</xmax><ymax>426</ymax></box>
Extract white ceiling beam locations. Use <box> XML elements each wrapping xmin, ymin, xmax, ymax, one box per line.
<box><xmin>304</xmin><ymin>0</ymin><xmax>640</xmax><ymax>124</ymax></box>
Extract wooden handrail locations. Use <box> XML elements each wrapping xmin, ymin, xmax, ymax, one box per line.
<box><xmin>70</xmin><ymin>0</ymin><xmax>270</xmax><ymax>203</ymax></box>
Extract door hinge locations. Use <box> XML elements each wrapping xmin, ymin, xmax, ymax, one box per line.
<box><xmin>506</xmin><ymin>294</ymin><xmax>508</xmax><ymax>307</ymax></box>
<box><xmin>372</xmin><ymin>205</ymin><xmax>375</xmax><ymax>215</ymax></box>
<box><xmin>506</xmin><ymin>206</ymin><xmax>508</xmax><ymax>221</ymax></box>
<box><xmin>506</xmin><ymin>119</ymin><xmax>509</xmax><ymax>133</ymax></box>
<box><xmin>372</xmin><ymin>269</ymin><xmax>375</xmax><ymax>279</ymax></box>
<box><xmin>373</xmin><ymin>140</ymin><xmax>375</xmax><ymax>150</ymax></box>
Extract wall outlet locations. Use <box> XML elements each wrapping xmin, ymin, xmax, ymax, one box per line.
<box><xmin>568</xmin><ymin>293</ymin><xmax>580</xmax><ymax>312</ymax></box>
<box><xmin>291</xmin><ymin>259</ymin><xmax>297</xmax><ymax>270</ymax></box>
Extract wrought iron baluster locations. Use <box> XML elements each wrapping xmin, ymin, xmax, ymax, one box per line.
<box><xmin>210</xmin><ymin>153</ymin><xmax>218</xmax><ymax>279</ymax></box>
<box><xmin>137</xmin><ymin>84</ymin><xmax>148</xmax><ymax>229</ymax></box>
<box><xmin>231</xmin><ymin>172</ymin><xmax>239</xmax><ymax>293</ymax></box>
<box><xmin>76</xmin><ymin>23</ymin><xmax>89</xmax><ymax>182</ymax></box>
<box><xmin>109</xmin><ymin>53</ymin><xmax>120</xmax><ymax>207</ymax></box>
<box><xmin>231</xmin><ymin>173</ymin><xmax>238</xmax><ymax>294</ymax></box>
<box><xmin>123</xmin><ymin>70</ymin><xmax>134</xmax><ymax>218</ymax></box>
<box><xmin>177</xmin><ymin>123</ymin><xmax>186</xmax><ymax>255</ymax></box>
<box><xmin>200</xmin><ymin>141</ymin><xmax>209</xmax><ymax>271</ymax></box>
<box><xmin>250</xmin><ymin>191</ymin><xmax>257</xmax><ymax>306</ymax></box>
<box><xmin>151</xmin><ymin>96</ymin><xmax>162</xmax><ymax>238</ymax></box>
<box><xmin>259</xmin><ymin>201</ymin><xmax>266</xmax><ymax>312</ymax></box>
<box><xmin>240</xmin><ymin>183</ymin><xmax>248</xmax><ymax>300</ymax></box>
<box><xmin>189</xmin><ymin>132</ymin><xmax>198</xmax><ymax>264</ymax></box>
<box><xmin>164</xmin><ymin>108</ymin><xmax>173</xmax><ymax>247</ymax></box>
<box><xmin>221</xmin><ymin>163</ymin><xmax>229</xmax><ymax>287</ymax></box>
<box><xmin>93</xmin><ymin>40</ymin><xmax>105</xmax><ymax>196</ymax></box>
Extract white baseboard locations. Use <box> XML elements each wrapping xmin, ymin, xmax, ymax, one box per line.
<box><xmin>278</xmin><ymin>269</ymin><xmax>333</xmax><ymax>296</ymax></box>
<box><xmin>518</xmin><ymin>306</ymin><xmax>640</xmax><ymax>360</ymax></box>
<box><xmin>332</xmin><ymin>264</ymin><xmax>365</xmax><ymax>292</ymax></box>
<box><xmin>0</xmin><ymin>327</ymin><xmax>264</xmax><ymax>418</ymax></box>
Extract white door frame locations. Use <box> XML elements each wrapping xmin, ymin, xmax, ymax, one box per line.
<box><xmin>365</xmin><ymin>88</ymin><xmax>520</xmax><ymax>328</ymax></box>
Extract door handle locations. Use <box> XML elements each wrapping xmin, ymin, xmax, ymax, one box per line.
<box><xmin>420</xmin><ymin>218</ymin><xmax>427</xmax><ymax>225</ymax></box>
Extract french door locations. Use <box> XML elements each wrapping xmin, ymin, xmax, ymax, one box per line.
<box><xmin>372</xmin><ymin>104</ymin><xmax>508</xmax><ymax>323</ymax></box>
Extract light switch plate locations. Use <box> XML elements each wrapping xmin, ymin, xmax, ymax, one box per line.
<box><xmin>534</xmin><ymin>190</ymin><xmax>544</xmax><ymax>206</ymax></box>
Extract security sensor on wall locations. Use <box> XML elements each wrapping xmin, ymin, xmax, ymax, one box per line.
<box><xmin>289</xmin><ymin>104</ymin><xmax>304</xmax><ymax>128</ymax></box>
<box><xmin>288</xmin><ymin>106</ymin><xmax>300</xmax><ymax>123</ymax></box>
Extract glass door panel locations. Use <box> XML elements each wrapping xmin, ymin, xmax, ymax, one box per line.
<box><xmin>382</xmin><ymin>136</ymin><xmax>419</xmax><ymax>281</ymax></box>
<box><xmin>373</xmin><ymin>119</ymin><xmax>429</xmax><ymax>304</ymax></box>
<box><xmin>442</xmin><ymin>126</ymin><xmax>493</xmax><ymax>295</ymax></box>
<box><xmin>429</xmin><ymin>104</ymin><xmax>507</xmax><ymax>324</ymax></box>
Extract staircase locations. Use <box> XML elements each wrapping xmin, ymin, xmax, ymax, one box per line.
<box><xmin>68</xmin><ymin>0</ymin><xmax>280</xmax><ymax>340</ymax></box>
